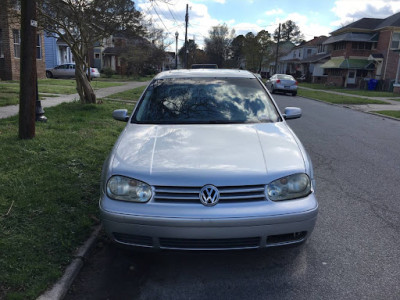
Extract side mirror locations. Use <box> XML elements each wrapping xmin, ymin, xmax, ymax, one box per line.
<box><xmin>112</xmin><ymin>109</ymin><xmax>129</xmax><ymax>122</ymax></box>
<box><xmin>283</xmin><ymin>107</ymin><xmax>302</xmax><ymax>120</ymax></box>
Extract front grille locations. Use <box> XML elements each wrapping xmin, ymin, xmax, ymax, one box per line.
<box><xmin>113</xmin><ymin>233</ymin><xmax>153</xmax><ymax>247</ymax></box>
<box><xmin>153</xmin><ymin>185</ymin><xmax>266</xmax><ymax>203</ymax></box>
<box><xmin>159</xmin><ymin>237</ymin><xmax>261</xmax><ymax>250</ymax></box>
<box><xmin>267</xmin><ymin>231</ymin><xmax>307</xmax><ymax>246</ymax></box>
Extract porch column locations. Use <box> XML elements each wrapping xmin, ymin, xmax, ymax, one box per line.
<box><xmin>395</xmin><ymin>53</ymin><xmax>400</xmax><ymax>84</ymax></box>
<box><xmin>393</xmin><ymin>51</ymin><xmax>400</xmax><ymax>93</ymax></box>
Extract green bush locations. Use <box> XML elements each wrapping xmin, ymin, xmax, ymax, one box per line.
<box><xmin>102</xmin><ymin>68</ymin><xmax>115</xmax><ymax>78</ymax></box>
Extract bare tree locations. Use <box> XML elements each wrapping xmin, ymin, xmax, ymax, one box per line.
<box><xmin>204</xmin><ymin>24</ymin><xmax>235</xmax><ymax>68</ymax></box>
<box><xmin>120</xmin><ymin>39</ymin><xmax>166</xmax><ymax>76</ymax></box>
<box><xmin>37</xmin><ymin>0</ymin><xmax>145</xmax><ymax>104</ymax></box>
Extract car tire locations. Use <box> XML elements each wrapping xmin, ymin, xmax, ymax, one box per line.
<box><xmin>292</xmin><ymin>92</ymin><xmax>297</xmax><ymax>96</ymax></box>
<box><xmin>46</xmin><ymin>71</ymin><xmax>53</xmax><ymax>78</ymax></box>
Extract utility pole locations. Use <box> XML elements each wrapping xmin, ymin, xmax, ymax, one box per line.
<box><xmin>175</xmin><ymin>31</ymin><xmax>179</xmax><ymax>69</ymax></box>
<box><xmin>274</xmin><ymin>23</ymin><xmax>281</xmax><ymax>75</ymax></box>
<box><xmin>19</xmin><ymin>0</ymin><xmax>37</xmax><ymax>139</ymax></box>
<box><xmin>184</xmin><ymin>3</ymin><xmax>189</xmax><ymax>69</ymax></box>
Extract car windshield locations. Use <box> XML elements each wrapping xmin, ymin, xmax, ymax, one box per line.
<box><xmin>133</xmin><ymin>78</ymin><xmax>281</xmax><ymax>124</ymax></box>
<box><xmin>277</xmin><ymin>75</ymin><xmax>294</xmax><ymax>80</ymax></box>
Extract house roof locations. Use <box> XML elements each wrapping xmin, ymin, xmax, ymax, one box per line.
<box><xmin>301</xmin><ymin>53</ymin><xmax>331</xmax><ymax>63</ymax></box>
<box><xmin>103</xmin><ymin>47</ymin><xmax>122</xmax><ymax>55</ymax></box>
<box><xmin>332</xmin><ymin>12</ymin><xmax>400</xmax><ymax>35</ymax></box>
<box><xmin>320</xmin><ymin>58</ymin><xmax>375</xmax><ymax>70</ymax></box>
<box><xmin>280</xmin><ymin>58</ymin><xmax>301</xmax><ymax>63</ymax></box>
<box><xmin>323</xmin><ymin>32</ymin><xmax>379</xmax><ymax>44</ymax></box>
<box><xmin>292</xmin><ymin>36</ymin><xmax>328</xmax><ymax>49</ymax></box>
<box><xmin>375</xmin><ymin>12</ymin><xmax>400</xmax><ymax>30</ymax></box>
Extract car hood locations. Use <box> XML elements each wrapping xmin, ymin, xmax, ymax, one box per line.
<box><xmin>109</xmin><ymin>123</ymin><xmax>306</xmax><ymax>186</ymax></box>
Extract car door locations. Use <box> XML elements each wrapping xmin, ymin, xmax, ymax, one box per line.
<box><xmin>67</xmin><ymin>64</ymin><xmax>75</xmax><ymax>78</ymax></box>
<box><xmin>53</xmin><ymin>64</ymin><xmax>69</xmax><ymax>78</ymax></box>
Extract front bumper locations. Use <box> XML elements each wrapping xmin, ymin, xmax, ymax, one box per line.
<box><xmin>100</xmin><ymin>194</ymin><xmax>318</xmax><ymax>250</ymax></box>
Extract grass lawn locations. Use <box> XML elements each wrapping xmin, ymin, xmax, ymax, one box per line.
<box><xmin>0</xmin><ymin>100</ymin><xmax>134</xmax><ymax>300</ymax></box>
<box><xmin>299</xmin><ymin>82</ymin><xmax>400</xmax><ymax>98</ymax></box>
<box><xmin>96</xmin><ymin>74</ymin><xmax>153</xmax><ymax>82</ymax></box>
<box><xmin>0</xmin><ymin>79</ymin><xmax>124</xmax><ymax>107</ymax></box>
<box><xmin>103</xmin><ymin>85</ymin><xmax>146</xmax><ymax>101</ymax></box>
<box><xmin>374</xmin><ymin>110</ymin><xmax>400</xmax><ymax>119</ymax></box>
<box><xmin>298</xmin><ymin>89</ymin><xmax>389</xmax><ymax>105</ymax></box>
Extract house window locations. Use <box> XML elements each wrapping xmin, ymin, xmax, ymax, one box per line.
<box><xmin>333</xmin><ymin>42</ymin><xmax>346</xmax><ymax>50</ymax></box>
<box><xmin>37</xmin><ymin>34</ymin><xmax>42</xmax><ymax>59</ymax></box>
<box><xmin>330</xmin><ymin>69</ymin><xmax>342</xmax><ymax>76</ymax></box>
<box><xmin>318</xmin><ymin>44</ymin><xmax>326</xmax><ymax>53</ymax></box>
<box><xmin>391</xmin><ymin>32</ymin><xmax>400</xmax><ymax>49</ymax></box>
<box><xmin>0</xmin><ymin>29</ymin><xmax>4</xmax><ymax>58</ymax></box>
<box><xmin>95</xmin><ymin>53</ymin><xmax>100</xmax><ymax>59</ymax></box>
<box><xmin>352</xmin><ymin>42</ymin><xmax>372</xmax><ymax>50</ymax></box>
<box><xmin>13</xmin><ymin>29</ymin><xmax>21</xmax><ymax>58</ymax></box>
<box><xmin>356</xmin><ymin>70</ymin><xmax>368</xmax><ymax>77</ymax></box>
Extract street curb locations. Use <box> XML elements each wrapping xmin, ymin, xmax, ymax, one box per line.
<box><xmin>37</xmin><ymin>224</ymin><xmax>102</xmax><ymax>300</ymax></box>
<box><xmin>296</xmin><ymin>95</ymin><xmax>400</xmax><ymax>122</ymax></box>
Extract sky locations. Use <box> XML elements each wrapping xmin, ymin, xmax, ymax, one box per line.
<box><xmin>136</xmin><ymin>0</ymin><xmax>400</xmax><ymax>51</ymax></box>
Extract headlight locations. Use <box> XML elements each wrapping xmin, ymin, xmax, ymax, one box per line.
<box><xmin>106</xmin><ymin>176</ymin><xmax>152</xmax><ymax>202</ymax></box>
<box><xmin>267</xmin><ymin>173</ymin><xmax>311</xmax><ymax>201</ymax></box>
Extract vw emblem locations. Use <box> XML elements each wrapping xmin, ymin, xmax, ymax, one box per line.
<box><xmin>199</xmin><ymin>185</ymin><xmax>220</xmax><ymax>206</ymax></box>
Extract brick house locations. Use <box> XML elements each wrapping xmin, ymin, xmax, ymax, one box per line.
<box><xmin>321</xmin><ymin>12</ymin><xmax>400</xmax><ymax>90</ymax></box>
<box><xmin>0</xmin><ymin>3</ymin><xmax>46</xmax><ymax>80</ymax></box>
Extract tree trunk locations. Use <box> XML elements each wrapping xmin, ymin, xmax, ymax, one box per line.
<box><xmin>75</xmin><ymin>62</ymin><xmax>96</xmax><ymax>104</ymax></box>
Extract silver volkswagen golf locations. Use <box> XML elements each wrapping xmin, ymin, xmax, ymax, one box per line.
<box><xmin>100</xmin><ymin>69</ymin><xmax>318</xmax><ymax>250</ymax></box>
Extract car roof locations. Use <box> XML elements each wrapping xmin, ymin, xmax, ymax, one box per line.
<box><xmin>154</xmin><ymin>69</ymin><xmax>256</xmax><ymax>80</ymax></box>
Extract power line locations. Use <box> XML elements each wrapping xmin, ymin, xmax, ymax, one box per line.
<box><xmin>151</xmin><ymin>2</ymin><xmax>171</xmax><ymax>34</ymax></box>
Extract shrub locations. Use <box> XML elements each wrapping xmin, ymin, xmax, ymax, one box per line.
<box><xmin>102</xmin><ymin>68</ymin><xmax>115</xmax><ymax>78</ymax></box>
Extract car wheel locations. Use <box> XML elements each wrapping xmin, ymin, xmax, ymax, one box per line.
<box><xmin>292</xmin><ymin>92</ymin><xmax>297</xmax><ymax>96</ymax></box>
<box><xmin>46</xmin><ymin>71</ymin><xmax>53</xmax><ymax>78</ymax></box>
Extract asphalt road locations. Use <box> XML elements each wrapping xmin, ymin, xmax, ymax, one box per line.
<box><xmin>66</xmin><ymin>94</ymin><xmax>400</xmax><ymax>300</ymax></box>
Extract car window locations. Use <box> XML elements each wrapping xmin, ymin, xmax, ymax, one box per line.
<box><xmin>133</xmin><ymin>78</ymin><xmax>281</xmax><ymax>124</ymax></box>
<box><xmin>277</xmin><ymin>75</ymin><xmax>294</xmax><ymax>80</ymax></box>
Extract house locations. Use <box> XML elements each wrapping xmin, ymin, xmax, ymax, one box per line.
<box><xmin>302</xmin><ymin>37</ymin><xmax>331</xmax><ymax>83</ymax></box>
<box><xmin>278</xmin><ymin>36</ymin><xmax>329</xmax><ymax>80</ymax></box>
<box><xmin>99</xmin><ymin>34</ymin><xmax>147</xmax><ymax>74</ymax></box>
<box><xmin>44</xmin><ymin>34</ymin><xmax>74</xmax><ymax>69</ymax></box>
<box><xmin>98</xmin><ymin>33</ymin><xmax>166</xmax><ymax>75</ymax></box>
<box><xmin>265</xmin><ymin>41</ymin><xmax>295</xmax><ymax>77</ymax></box>
<box><xmin>0</xmin><ymin>3</ymin><xmax>46</xmax><ymax>80</ymax></box>
<box><xmin>321</xmin><ymin>12</ymin><xmax>400</xmax><ymax>90</ymax></box>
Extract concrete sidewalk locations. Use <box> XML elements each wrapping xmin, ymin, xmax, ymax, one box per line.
<box><xmin>0</xmin><ymin>80</ymin><xmax>149</xmax><ymax>119</ymax></box>
<box><xmin>299</xmin><ymin>86</ymin><xmax>400</xmax><ymax>112</ymax></box>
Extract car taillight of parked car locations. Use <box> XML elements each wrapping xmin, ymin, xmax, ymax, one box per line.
<box><xmin>276</xmin><ymin>79</ymin><xmax>281</xmax><ymax>83</ymax></box>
